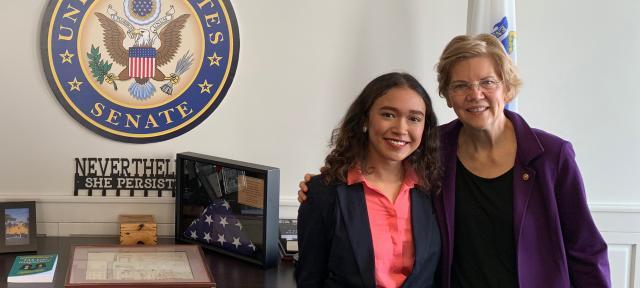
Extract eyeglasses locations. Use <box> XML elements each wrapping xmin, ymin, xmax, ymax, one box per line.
<box><xmin>448</xmin><ymin>79</ymin><xmax>502</xmax><ymax>96</ymax></box>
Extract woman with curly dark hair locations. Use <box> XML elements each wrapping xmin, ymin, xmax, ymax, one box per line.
<box><xmin>295</xmin><ymin>72</ymin><xmax>442</xmax><ymax>288</ymax></box>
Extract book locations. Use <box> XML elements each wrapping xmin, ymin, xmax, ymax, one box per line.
<box><xmin>7</xmin><ymin>254</ymin><xmax>58</xmax><ymax>288</ymax></box>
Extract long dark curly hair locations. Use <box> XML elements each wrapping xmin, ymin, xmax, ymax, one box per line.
<box><xmin>321</xmin><ymin>72</ymin><xmax>441</xmax><ymax>194</ymax></box>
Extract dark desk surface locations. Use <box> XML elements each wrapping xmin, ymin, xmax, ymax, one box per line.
<box><xmin>0</xmin><ymin>236</ymin><xmax>296</xmax><ymax>288</ymax></box>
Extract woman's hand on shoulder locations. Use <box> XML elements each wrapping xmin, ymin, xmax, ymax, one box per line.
<box><xmin>297</xmin><ymin>173</ymin><xmax>314</xmax><ymax>203</ymax></box>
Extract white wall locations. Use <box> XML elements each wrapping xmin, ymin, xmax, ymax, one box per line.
<box><xmin>0</xmin><ymin>0</ymin><xmax>467</xmax><ymax>217</ymax></box>
<box><xmin>517</xmin><ymin>0</ymin><xmax>640</xmax><ymax>205</ymax></box>
<box><xmin>1</xmin><ymin>0</ymin><xmax>639</xmax><ymax>286</ymax></box>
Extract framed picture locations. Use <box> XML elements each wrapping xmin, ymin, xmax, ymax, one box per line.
<box><xmin>65</xmin><ymin>244</ymin><xmax>215</xmax><ymax>288</ymax></box>
<box><xmin>0</xmin><ymin>201</ymin><xmax>37</xmax><ymax>253</ymax></box>
<box><xmin>175</xmin><ymin>152</ymin><xmax>280</xmax><ymax>268</ymax></box>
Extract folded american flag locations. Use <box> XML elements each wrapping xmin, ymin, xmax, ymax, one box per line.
<box><xmin>183</xmin><ymin>199</ymin><xmax>257</xmax><ymax>256</ymax></box>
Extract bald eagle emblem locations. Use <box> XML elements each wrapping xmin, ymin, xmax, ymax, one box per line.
<box><xmin>42</xmin><ymin>0</ymin><xmax>239</xmax><ymax>143</ymax></box>
<box><xmin>91</xmin><ymin>2</ymin><xmax>192</xmax><ymax>100</ymax></box>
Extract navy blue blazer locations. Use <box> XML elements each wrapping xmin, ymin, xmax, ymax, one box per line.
<box><xmin>295</xmin><ymin>175</ymin><xmax>441</xmax><ymax>288</ymax></box>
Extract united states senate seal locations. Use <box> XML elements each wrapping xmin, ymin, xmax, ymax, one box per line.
<box><xmin>41</xmin><ymin>0</ymin><xmax>239</xmax><ymax>143</ymax></box>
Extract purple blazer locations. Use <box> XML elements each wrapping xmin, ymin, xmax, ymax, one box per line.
<box><xmin>435</xmin><ymin>110</ymin><xmax>610</xmax><ymax>288</ymax></box>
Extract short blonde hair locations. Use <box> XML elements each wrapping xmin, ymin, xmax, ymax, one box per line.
<box><xmin>436</xmin><ymin>34</ymin><xmax>522</xmax><ymax>101</ymax></box>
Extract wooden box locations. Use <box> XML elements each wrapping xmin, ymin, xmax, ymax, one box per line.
<box><xmin>119</xmin><ymin>215</ymin><xmax>158</xmax><ymax>245</ymax></box>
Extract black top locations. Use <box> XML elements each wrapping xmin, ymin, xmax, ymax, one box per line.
<box><xmin>451</xmin><ymin>159</ymin><xmax>518</xmax><ymax>288</ymax></box>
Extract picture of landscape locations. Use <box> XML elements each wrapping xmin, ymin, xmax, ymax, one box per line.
<box><xmin>5</xmin><ymin>208</ymin><xmax>30</xmax><ymax>246</ymax></box>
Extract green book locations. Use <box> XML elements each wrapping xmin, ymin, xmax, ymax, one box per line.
<box><xmin>7</xmin><ymin>254</ymin><xmax>58</xmax><ymax>287</ymax></box>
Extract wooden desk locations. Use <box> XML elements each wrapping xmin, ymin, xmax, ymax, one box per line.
<box><xmin>0</xmin><ymin>236</ymin><xmax>296</xmax><ymax>288</ymax></box>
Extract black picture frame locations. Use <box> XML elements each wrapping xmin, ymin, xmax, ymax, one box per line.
<box><xmin>175</xmin><ymin>152</ymin><xmax>280</xmax><ymax>268</ymax></box>
<box><xmin>0</xmin><ymin>201</ymin><xmax>37</xmax><ymax>253</ymax></box>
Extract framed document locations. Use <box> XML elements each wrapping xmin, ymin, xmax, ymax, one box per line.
<box><xmin>0</xmin><ymin>201</ymin><xmax>37</xmax><ymax>253</ymax></box>
<box><xmin>65</xmin><ymin>244</ymin><xmax>215</xmax><ymax>287</ymax></box>
<box><xmin>175</xmin><ymin>152</ymin><xmax>280</xmax><ymax>268</ymax></box>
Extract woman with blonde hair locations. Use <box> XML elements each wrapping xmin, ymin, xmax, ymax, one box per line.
<box><xmin>434</xmin><ymin>33</ymin><xmax>609</xmax><ymax>287</ymax></box>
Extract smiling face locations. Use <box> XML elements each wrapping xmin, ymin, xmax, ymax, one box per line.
<box><xmin>446</xmin><ymin>56</ymin><xmax>509</xmax><ymax>132</ymax></box>
<box><xmin>365</xmin><ymin>86</ymin><xmax>427</xmax><ymax>166</ymax></box>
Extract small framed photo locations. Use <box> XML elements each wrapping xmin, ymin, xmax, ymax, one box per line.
<box><xmin>0</xmin><ymin>201</ymin><xmax>38</xmax><ymax>253</ymax></box>
<box><xmin>65</xmin><ymin>244</ymin><xmax>215</xmax><ymax>287</ymax></box>
<box><xmin>175</xmin><ymin>152</ymin><xmax>280</xmax><ymax>268</ymax></box>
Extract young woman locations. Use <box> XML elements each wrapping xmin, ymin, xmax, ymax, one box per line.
<box><xmin>295</xmin><ymin>72</ymin><xmax>442</xmax><ymax>288</ymax></box>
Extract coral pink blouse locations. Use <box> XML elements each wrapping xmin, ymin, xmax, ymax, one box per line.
<box><xmin>347</xmin><ymin>167</ymin><xmax>417</xmax><ymax>288</ymax></box>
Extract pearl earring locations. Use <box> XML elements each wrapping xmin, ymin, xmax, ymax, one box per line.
<box><xmin>363</xmin><ymin>126</ymin><xmax>368</xmax><ymax>133</ymax></box>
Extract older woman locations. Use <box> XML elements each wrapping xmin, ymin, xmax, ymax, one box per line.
<box><xmin>435</xmin><ymin>34</ymin><xmax>609</xmax><ymax>287</ymax></box>
<box><xmin>299</xmin><ymin>34</ymin><xmax>611</xmax><ymax>287</ymax></box>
